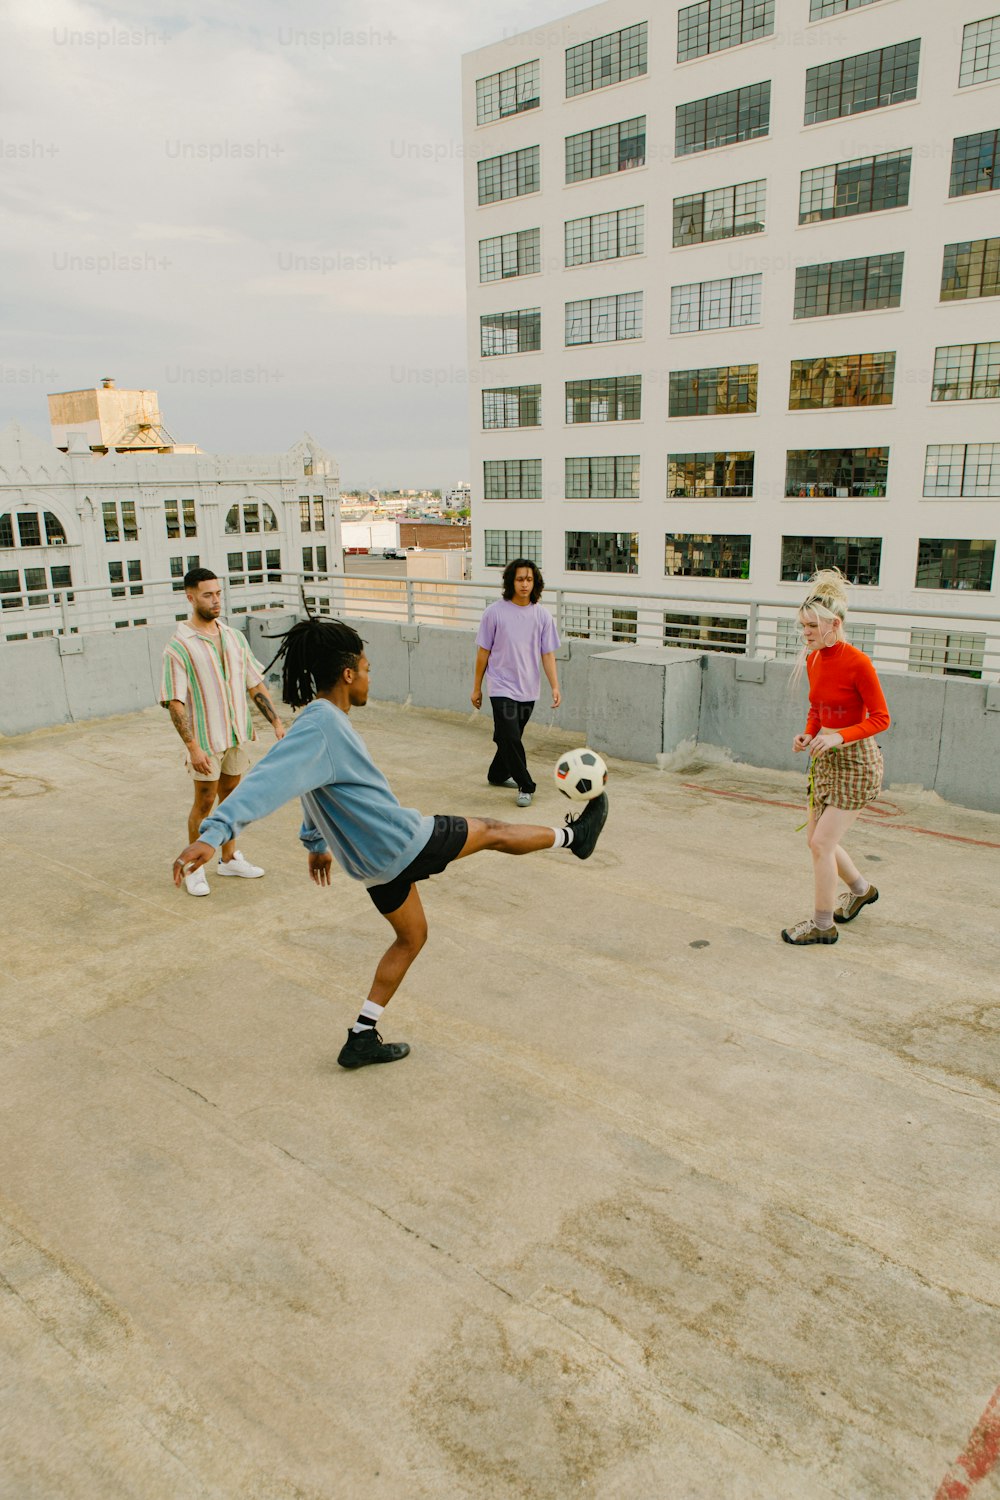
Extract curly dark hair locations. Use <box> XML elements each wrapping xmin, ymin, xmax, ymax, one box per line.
<box><xmin>501</xmin><ymin>557</ymin><xmax>544</xmax><ymax>604</ymax></box>
<box><xmin>265</xmin><ymin>617</ymin><xmax>365</xmax><ymax>708</ymax></box>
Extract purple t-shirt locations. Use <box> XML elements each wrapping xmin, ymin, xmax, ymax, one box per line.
<box><xmin>476</xmin><ymin>599</ymin><xmax>560</xmax><ymax>702</ymax></box>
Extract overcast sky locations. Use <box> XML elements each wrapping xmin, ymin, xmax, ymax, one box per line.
<box><xmin>1</xmin><ymin>0</ymin><xmax>576</xmax><ymax>488</ymax></box>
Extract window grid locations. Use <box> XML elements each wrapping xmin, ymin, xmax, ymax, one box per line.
<box><xmin>565</xmin><ymin>116</ymin><xmax>646</xmax><ymax>183</ymax></box>
<box><xmin>479</xmin><ymin>228</ymin><xmax>541</xmax><ymax>283</ymax></box>
<box><xmin>781</xmin><ymin>536</ymin><xmax>882</xmax><ymax>585</ymax></box>
<box><xmin>481</xmin><ymin>308</ymin><xmax>542</xmax><ymax>357</ymax></box>
<box><xmin>565</xmin><ymin>375</ymin><xmax>642</xmax><ymax>424</ymax></box>
<box><xmin>785</xmin><ymin>448</ymin><xmax>889</xmax><ymax>497</ymax></box>
<box><xmin>477</xmin><ymin>146</ymin><xmax>540</xmax><ymax>205</ymax></box>
<box><xmin>482</xmin><ymin>385</ymin><xmax>541</xmax><ymax>429</ymax></box>
<box><xmin>959</xmin><ymin>15</ymin><xmax>1000</xmax><ymax>87</ymax></box>
<box><xmin>227</xmin><ymin>502</ymin><xmax>278</xmax><ymax>535</ymax></box>
<box><xmin>664</xmin><ymin>611</ymin><xmax>748</xmax><ymax>653</ymax></box>
<box><xmin>804</xmin><ymin>39</ymin><xmax>920</xmax><ymax>125</ymax></box>
<box><xmin>923</xmin><ymin>443</ymin><xmax>1000</xmax><ymax>496</ymax></box>
<box><xmin>164</xmin><ymin>497</ymin><xmax>197</xmax><ymax>539</ymax></box>
<box><xmin>931</xmin><ymin>342</ymin><xmax>1000</xmax><ymax>402</ymax></box>
<box><xmin>668</xmin><ymin>452</ymin><xmax>755</xmax><ymax>497</ymax></box>
<box><xmin>673</xmin><ymin>178</ymin><xmax>766</xmax><ymax>246</ymax></box>
<box><xmin>789</xmin><ymin>352</ymin><xmax>896</xmax><ymax>409</ymax></box>
<box><xmin>565</xmin><ymin>291</ymin><xmax>644</xmax><ymax>345</ymax></box>
<box><xmin>565</xmin><ymin>206</ymin><xmax>644</xmax><ymax>266</ymax></box>
<box><xmin>671</xmin><ymin>273</ymin><xmax>762</xmax><ymax>333</ymax></box>
<box><xmin>909</xmin><ymin>626</ymin><xmax>987</xmax><ymax>677</ymax></box>
<box><xmin>794</xmin><ymin>253</ymin><xmax>903</xmax><ymax>319</ymax></box>
<box><xmin>476</xmin><ymin>59</ymin><xmax>540</xmax><ymax>125</ymax></box>
<box><xmin>566</xmin><ymin>23</ymin><xmax>648</xmax><ymax>96</ymax></box>
<box><xmin>484</xmin><ymin>529</ymin><xmax>542</xmax><ymax>567</ymax></box>
<box><xmin>810</xmin><ymin>0</ymin><xmax>881</xmax><ymax>16</ymax></box>
<box><xmin>940</xmin><ymin>238</ymin><xmax>1000</xmax><ymax>302</ymax></box>
<box><xmin>675</xmin><ymin>81</ymin><xmax>770</xmax><ymax>157</ymax></box>
<box><xmin>678</xmin><ymin>0</ymin><xmax>774</xmax><ymax>62</ymax></box>
<box><xmin>564</xmin><ymin>604</ymin><xmax>638</xmax><ymax>643</ymax></box>
<box><xmin>483</xmin><ymin>459</ymin><xmax>542</xmax><ymax>499</ymax></box>
<box><xmin>664</xmin><ymin>533</ymin><xmax>751</xmax><ymax>579</ymax></box>
<box><xmin>169</xmin><ymin>554</ymin><xmax>201</xmax><ymax>591</ymax></box>
<box><xmin>1</xmin><ymin>511</ymin><xmax>68</xmax><ymax>548</ymax></box>
<box><xmin>565</xmin><ymin>531</ymin><xmax>639</xmax><ymax>573</ymax></box>
<box><xmin>565</xmin><ymin>455</ymin><xmax>640</xmax><ymax>498</ymax></box>
<box><xmin>915</xmin><ymin>540</ymin><xmax>995</xmax><ymax>593</ymax></box>
<box><xmin>669</xmin><ymin>364</ymin><xmax>758</xmax><ymax>416</ymax></box>
<box><xmin>101</xmin><ymin>501</ymin><xmax>138</xmax><ymax>544</ymax></box>
<box><xmin>950</xmin><ymin>130</ymin><xmax>1000</xmax><ymax>197</ymax></box>
<box><xmin>799</xmin><ymin>149</ymin><xmax>911</xmax><ymax>224</ymax></box>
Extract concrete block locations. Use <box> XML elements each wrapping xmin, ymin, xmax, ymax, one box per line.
<box><xmin>934</xmin><ymin>678</ymin><xmax>1000</xmax><ymax>812</ymax></box>
<box><xmin>346</xmin><ymin>617</ymin><xmax>410</xmax><ymax>704</ymax></box>
<box><xmin>60</xmin><ymin>629</ymin><xmax>170</xmax><ymax>723</ymax></box>
<box><xmin>874</xmin><ymin>669</ymin><xmax>947</xmax><ymax>793</ymax></box>
<box><xmin>0</xmin><ymin>639</ymin><xmax>71</xmax><ymax>735</ymax></box>
<box><xmin>587</xmin><ymin>646</ymin><xmax>702</xmax><ymax>763</ymax></box>
<box><xmin>699</xmin><ymin>657</ymin><xmax>802</xmax><ymax>770</ymax></box>
<box><xmin>407</xmin><ymin>625</ymin><xmax>476</xmax><ymax>713</ymax></box>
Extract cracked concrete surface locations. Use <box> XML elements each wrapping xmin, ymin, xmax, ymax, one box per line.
<box><xmin>1</xmin><ymin>700</ymin><xmax>999</xmax><ymax>1499</ymax></box>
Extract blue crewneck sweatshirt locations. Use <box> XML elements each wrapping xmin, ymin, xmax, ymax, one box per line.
<box><xmin>197</xmin><ymin>698</ymin><xmax>434</xmax><ymax>888</ymax></box>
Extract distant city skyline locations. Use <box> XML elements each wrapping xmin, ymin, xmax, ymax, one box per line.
<box><xmin>0</xmin><ymin>0</ymin><xmax>575</xmax><ymax>488</ymax></box>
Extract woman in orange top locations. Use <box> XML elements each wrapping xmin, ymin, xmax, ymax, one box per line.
<box><xmin>782</xmin><ymin>569</ymin><xmax>891</xmax><ymax>946</ymax></box>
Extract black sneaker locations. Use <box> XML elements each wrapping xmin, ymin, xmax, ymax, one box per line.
<box><xmin>337</xmin><ymin>1027</ymin><xmax>411</xmax><ymax>1069</ymax></box>
<box><xmin>568</xmin><ymin>792</ymin><xmax>609</xmax><ymax>860</ymax></box>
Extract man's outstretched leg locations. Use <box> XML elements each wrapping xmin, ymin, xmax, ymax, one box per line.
<box><xmin>337</xmin><ymin>886</ymin><xmax>427</xmax><ymax>1069</ymax></box>
<box><xmin>459</xmin><ymin>791</ymin><xmax>608</xmax><ymax>862</ymax></box>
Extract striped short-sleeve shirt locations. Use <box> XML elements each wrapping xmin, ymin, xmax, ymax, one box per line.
<box><xmin>161</xmin><ymin>621</ymin><xmax>266</xmax><ymax>753</ymax></box>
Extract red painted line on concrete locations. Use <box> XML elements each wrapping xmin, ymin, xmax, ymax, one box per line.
<box><xmin>935</xmin><ymin>1384</ymin><xmax>1000</xmax><ymax>1499</ymax></box>
<box><xmin>680</xmin><ymin>784</ymin><xmax>1000</xmax><ymax>849</ymax></box>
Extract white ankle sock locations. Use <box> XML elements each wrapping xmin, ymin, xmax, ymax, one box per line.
<box><xmin>352</xmin><ymin>999</ymin><xmax>384</xmax><ymax>1033</ymax></box>
<box><xmin>550</xmin><ymin>826</ymin><xmax>574</xmax><ymax>849</ymax></box>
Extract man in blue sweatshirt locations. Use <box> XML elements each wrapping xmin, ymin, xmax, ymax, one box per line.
<box><xmin>172</xmin><ymin>617</ymin><xmax>609</xmax><ymax>1070</ymax></box>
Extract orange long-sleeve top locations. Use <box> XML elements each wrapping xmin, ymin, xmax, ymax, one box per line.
<box><xmin>805</xmin><ymin>641</ymin><xmax>890</xmax><ymax>744</ymax></box>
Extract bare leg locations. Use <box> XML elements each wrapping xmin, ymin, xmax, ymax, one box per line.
<box><xmin>216</xmin><ymin>771</ymin><xmax>241</xmax><ymax>862</ymax></box>
<box><xmin>834</xmin><ymin>844</ymin><xmax>863</xmax><ymax>888</ymax></box>
<box><xmin>189</xmin><ymin>779</ymin><xmax>224</xmax><ymax>853</ymax></box>
<box><xmin>809</xmin><ymin>807</ymin><xmax>862</xmax><ymax>913</ymax></box>
<box><xmin>457</xmin><ymin>815</ymin><xmax>557</xmax><ymax>858</ymax></box>
<box><xmin>368</xmin><ymin>886</ymin><xmax>428</xmax><ymax>1007</ymax></box>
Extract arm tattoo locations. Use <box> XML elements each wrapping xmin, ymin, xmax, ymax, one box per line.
<box><xmin>251</xmin><ymin>688</ymin><xmax>278</xmax><ymax>726</ymax></box>
<box><xmin>168</xmin><ymin>699</ymin><xmax>193</xmax><ymax>743</ymax></box>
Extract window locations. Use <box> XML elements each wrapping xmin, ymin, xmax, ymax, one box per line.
<box><xmin>298</xmin><ymin>497</ymin><xmax>325</xmax><ymax>531</ymax></box>
<box><xmin>0</xmin><ymin>569</ymin><xmax>22</xmax><ymax>608</ymax></box>
<box><xmin>227</xmin><ymin>550</ymin><xmax>244</xmax><ymax>586</ymax></box>
<box><xmin>793</xmin><ymin>253</ymin><xmax>903</xmax><ymax>318</ymax></box>
<box><xmin>228</xmin><ymin>550</ymin><xmax>278</xmax><ymax>584</ymax></box>
<box><xmin>302</xmin><ymin>546</ymin><xmax>327</xmax><ymax>575</ymax></box>
<box><xmin>673</xmin><ymin>179</ymin><xmax>765</xmax><ymax>246</ymax></box>
<box><xmin>959</xmin><ymin>15</ymin><xmax>1000</xmax><ymax>87</ymax></box>
<box><xmin>49</xmin><ymin>564</ymin><xmax>72</xmax><ymax>601</ymax></box>
<box><xmin>940</xmin><ymin>238</ymin><xmax>1000</xmax><ymax>302</ymax></box>
<box><xmin>476</xmin><ymin>59</ymin><xmax>539</xmax><ymax>124</ymax></box>
<box><xmin>566</xmin><ymin>23</ymin><xmax>647</xmax><ymax>96</ymax></box>
<box><xmin>668</xmin><ymin>453</ymin><xmax>755</xmax><ymax>497</ymax></box>
<box><xmin>479</xmin><ymin>228</ymin><xmax>541</xmax><ymax>283</ymax></box>
<box><xmin>676</xmin><ymin>82</ymin><xmax>770</xmax><ymax>156</ymax></box>
<box><xmin>481</xmin><ymin>308</ymin><xmax>541</xmax><ymax>356</ymax></box>
<box><xmin>565</xmin><ymin>291</ymin><xmax>643</xmax><ymax>345</ymax></box>
<box><xmin>565</xmin><ymin>206</ymin><xmax>644</xmax><ymax>266</ymax></box>
<box><xmin>664</xmin><ymin>611</ymin><xmax>747</xmax><ymax>652</ymax></box>
<box><xmin>226</xmin><ymin>501</ymin><xmax>279</xmax><ymax>534</ymax></box>
<box><xmin>565</xmin><ymin>531</ymin><xmax>639</xmax><ymax>573</ymax></box>
<box><xmin>102</xmin><ymin>500</ymin><xmax>138</xmax><ymax>543</ymax></box>
<box><xmin>0</xmin><ymin>511</ymin><xmax>67</xmax><ymax>548</ymax></box>
<box><xmin>810</xmin><ymin>0</ymin><xmax>882</xmax><ymax>16</ymax></box>
<box><xmin>785</xmin><ymin>449</ymin><xmax>889</xmax><ymax>496</ymax></box>
<box><xmin>565</xmin><ymin>375</ymin><xmax>642</xmax><ymax>423</ymax></box>
<box><xmin>664</xmin><ymin>533</ymin><xmax>751</xmax><ymax>578</ymax></box>
<box><xmin>566</xmin><ymin>117</ymin><xmax>645</xmax><ymax>183</ymax></box>
<box><xmin>127</xmin><ymin>559</ymin><xmax>143</xmax><ymax>597</ymax></box>
<box><xmin>164</xmin><ymin>498</ymin><xmax>197</xmax><ymax>539</ymax></box>
<box><xmin>950</xmin><ymin>130</ymin><xmax>1000</xmax><ymax>197</ymax></box>
<box><xmin>17</xmin><ymin>513</ymin><xmax>41</xmax><ymax>547</ymax></box>
<box><xmin>923</xmin><ymin>444</ymin><xmax>1000</xmax><ymax>496</ymax></box>
<box><xmin>24</xmin><ymin>567</ymin><xmax>47</xmax><ymax>606</ymax></box>
<box><xmin>565</xmin><ymin>455</ymin><xmax>640</xmax><ymax>498</ymax></box>
<box><xmin>931</xmin><ymin>342</ymin><xmax>1000</xmax><ymax>401</ymax></box>
<box><xmin>484</xmin><ymin>529</ymin><xmax>542</xmax><ymax>567</ymax></box>
<box><xmin>915</xmin><ymin>538</ymin><xmax>995</xmax><ymax>592</ymax></box>
<box><xmin>108</xmin><ymin>561</ymin><xmax>125</xmax><ymax>599</ymax></box>
<box><xmin>169</xmin><ymin>554</ymin><xmax>200</xmax><ymax>591</ymax></box>
<box><xmin>477</xmin><ymin>146</ymin><xmax>539</xmax><ymax>204</ymax></box>
<box><xmin>482</xmin><ymin>385</ymin><xmax>541</xmax><ymax>429</ymax></box>
<box><xmin>789</xmin><ymin>351</ymin><xmax>895</xmax><ymax>408</ymax></box>
<box><xmin>780</xmin><ymin>536</ymin><xmax>882</xmax><ymax>584</ymax></box>
<box><xmin>678</xmin><ymin>0</ymin><xmax>774</xmax><ymax>62</ymax></box>
<box><xmin>484</xmin><ymin>459</ymin><xmax>542</xmax><ymax>499</ymax></box>
<box><xmin>564</xmin><ymin>603</ymin><xmax>638</xmax><ymax>642</ymax></box>
<box><xmin>804</xmin><ymin>40</ymin><xmax>920</xmax><ymax>124</ymax></box>
<box><xmin>799</xmin><ymin>149</ymin><xmax>910</xmax><ymax>224</ymax></box>
<box><xmin>909</xmin><ymin>627</ymin><xmax>987</xmax><ymax>678</ymax></box>
<box><xmin>671</xmin><ymin>273</ymin><xmax>762</xmax><ymax>333</ymax></box>
<box><xmin>669</xmin><ymin>365</ymin><xmax>758</xmax><ymax>416</ymax></box>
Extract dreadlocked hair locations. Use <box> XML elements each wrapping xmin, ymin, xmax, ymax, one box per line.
<box><xmin>265</xmin><ymin>617</ymin><xmax>365</xmax><ymax>708</ymax></box>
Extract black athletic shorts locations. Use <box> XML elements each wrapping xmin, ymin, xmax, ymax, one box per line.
<box><xmin>367</xmin><ymin>814</ymin><xmax>469</xmax><ymax>916</ymax></box>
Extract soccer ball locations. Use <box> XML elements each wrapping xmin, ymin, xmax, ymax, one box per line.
<box><xmin>554</xmin><ymin>746</ymin><xmax>608</xmax><ymax>801</ymax></box>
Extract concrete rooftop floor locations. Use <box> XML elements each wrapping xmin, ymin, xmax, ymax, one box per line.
<box><xmin>1</xmin><ymin>699</ymin><xmax>999</xmax><ymax>1500</ymax></box>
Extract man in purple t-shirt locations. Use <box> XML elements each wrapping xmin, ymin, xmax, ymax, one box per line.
<box><xmin>471</xmin><ymin>558</ymin><xmax>561</xmax><ymax>808</ymax></box>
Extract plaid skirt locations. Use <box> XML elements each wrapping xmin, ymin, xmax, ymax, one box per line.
<box><xmin>811</xmin><ymin>736</ymin><xmax>883</xmax><ymax>813</ymax></box>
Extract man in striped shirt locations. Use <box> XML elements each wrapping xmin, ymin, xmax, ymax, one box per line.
<box><xmin>161</xmin><ymin>567</ymin><xmax>285</xmax><ymax>897</ymax></box>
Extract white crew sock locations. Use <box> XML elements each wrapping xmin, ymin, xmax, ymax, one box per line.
<box><xmin>352</xmin><ymin>999</ymin><xmax>384</xmax><ymax>1034</ymax></box>
<box><xmin>550</xmin><ymin>826</ymin><xmax>575</xmax><ymax>849</ymax></box>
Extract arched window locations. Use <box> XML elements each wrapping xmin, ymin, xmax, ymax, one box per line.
<box><xmin>45</xmin><ymin>512</ymin><xmax>67</xmax><ymax>545</ymax></box>
<box><xmin>0</xmin><ymin>511</ymin><xmax>68</xmax><ymax>547</ymax></box>
<box><xmin>225</xmin><ymin>504</ymin><xmax>240</xmax><ymax>535</ymax></box>
<box><xmin>262</xmin><ymin>503</ymin><xmax>278</xmax><ymax>532</ymax></box>
<box><xmin>225</xmin><ymin>501</ymin><xmax>280</xmax><ymax>534</ymax></box>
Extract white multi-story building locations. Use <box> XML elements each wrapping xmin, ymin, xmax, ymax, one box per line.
<box><xmin>462</xmin><ymin>0</ymin><xmax>1000</xmax><ymax>672</ymax></box>
<box><xmin>0</xmin><ymin>382</ymin><xmax>342</xmax><ymax>639</ymax></box>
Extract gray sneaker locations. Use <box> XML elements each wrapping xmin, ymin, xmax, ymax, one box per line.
<box><xmin>834</xmin><ymin>884</ymin><xmax>879</xmax><ymax>923</ymax></box>
<box><xmin>516</xmin><ymin>790</ymin><xmax>533</xmax><ymax>808</ymax></box>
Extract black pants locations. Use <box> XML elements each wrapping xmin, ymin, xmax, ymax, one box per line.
<box><xmin>488</xmin><ymin>696</ymin><xmax>535</xmax><ymax>793</ymax></box>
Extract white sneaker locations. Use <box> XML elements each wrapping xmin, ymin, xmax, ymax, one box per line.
<box><xmin>217</xmin><ymin>849</ymin><xmax>265</xmax><ymax>879</ymax></box>
<box><xmin>516</xmin><ymin>791</ymin><xmax>533</xmax><ymax>808</ymax></box>
<box><xmin>184</xmin><ymin>867</ymin><xmax>210</xmax><ymax>897</ymax></box>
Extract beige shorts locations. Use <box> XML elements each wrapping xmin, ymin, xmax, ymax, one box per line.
<box><xmin>185</xmin><ymin>743</ymin><xmax>251</xmax><ymax>782</ymax></box>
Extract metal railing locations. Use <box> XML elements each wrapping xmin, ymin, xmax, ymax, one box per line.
<box><xmin>2</xmin><ymin>569</ymin><xmax>998</xmax><ymax>681</ymax></box>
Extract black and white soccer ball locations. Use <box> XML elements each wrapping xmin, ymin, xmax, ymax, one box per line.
<box><xmin>554</xmin><ymin>746</ymin><xmax>608</xmax><ymax>801</ymax></box>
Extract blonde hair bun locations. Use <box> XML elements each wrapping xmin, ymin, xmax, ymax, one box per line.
<box><xmin>802</xmin><ymin>567</ymin><xmax>849</xmax><ymax>620</ymax></box>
